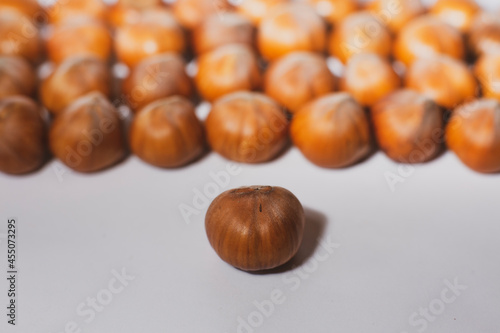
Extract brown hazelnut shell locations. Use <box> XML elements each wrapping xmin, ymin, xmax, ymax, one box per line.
<box><xmin>308</xmin><ymin>0</ymin><xmax>358</xmax><ymax>26</ymax></box>
<box><xmin>0</xmin><ymin>11</ymin><xmax>43</xmax><ymax>64</ymax></box>
<box><xmin>236</xmin><ymin>0</ymin><xmax>289</xmax><ymax>26</ymax></box>
<box><xmin>47</xmin><ymin>0</ymin><xmax>108</xmax><ymax>24</ymax></box>
<box><xmin>468</xmin><ymin>12</ymin><xmax>500</xmax><ymax>57</ymax></box>
<box><xmin>475</xmin><ymin>53</ymin><xmax>500</xmax><ymax>101</ymax></box>
<box><xmin>366</xmin><ymin>0</ymin><xmax>425</xmax><ymax>33</ymax></box>
<box><xmin>0</xmin><ymin>0</ymin><xmax>45</xmax><ymax>20</ymax></box>
<box><xmin>172</xmin><ymin>0</ymin><xmax>233</xmax><ymax>30</ymax></box>
<box><xmin>0</xmin><ymin>56</ymin><xmax>36</xmax><ymax>99</ymax></box>
<box><xmin>429</xmin><ymin>0</ymin><xmax>480</xmax><ymax>33</ymax></box>
<box><xmin>107</xmin><ymin>3</ymin><xmax>170</xmax><ymax>27</ymax></box>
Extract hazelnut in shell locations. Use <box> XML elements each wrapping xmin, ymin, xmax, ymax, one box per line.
<box><xmin>47</xmin><ymin>0</ymin><xmax>107</xmax><ymax>24</ymax></box>
<box><xmin>205</xmin><ymin>186</ymin><xmax>305</xmax><ymax>271</ymax></box>
<box><xmin>446</xmin><ymin>99</ymin><xmax>500</xmax><ymax>173</ymax></box>
<box><xmin>290</xmin><ymin>92</ymin><xmax>372</xmax><ymax>168</ymax></box>
<box><xmin>258</xmin><ymin>3</ymin><xmax>326</xmax><ymax>61</ymax></box>
<box><xmin>366</xmin><ymin>0</ymin><xmax>425</xmax><ymax>33</ymax></box>
<box><xmin>308</xmin><ymin>0</ymin><xmax>358</xmax><ymax>26</ymax></box>
<box><xmin>205</xmin><ymin>92</ymin><xmax>288</xmax><ymax>163</ymax></box>
<box><xmin>0</xmin><ymin>96</ymin><xmax>47</xmax><ymax>175</ymax></box>
<box><xmin>0</xmin><ymin>11</ymin><xmax>43</xmax><ymax>64</ymax></box>
<box><xmin>130</xmin><ymin>96</ymin><xmax>205</xmax><ymax>168</ymax></box>
<box><xmin>107</xmin><ymin>3</ymin><xmax>171</xmax><ymax>28</ymax></box>
<box><xmin>371</xmin><ymin>89</ymin><xmax>444</xmax><ymax>163</ymax></box>
<box><xmin>429</xmin><ymin>0</ymin><xmax>480</xmax><ymax>33</ymax></box>
<box><xmin>468</xmin><ymin>12</ymin><xmax>500</xmax><ymax>57</ymax></box>
<box><xmin>172</xmin><ymin>0</ymin><xmax>233</xmax><ymax>30</ymax></box>
<box><xmin>264</xmin><ymin>51</ymin><xmax>336</xmax><ymax>114</ymax></box>
<box><xmin>49</xmin><ymin>92</ymin><xmax>127</xmax><ymax>173</ymax></box>
<box><xmin>236</xmin><ymin>0</ymin><xmax>289</xmax><ymax>26</ymax></box>
<box><xmin>195</xmin><ymin>44</ymin><xmax>261</xmax><ymax>102</ymax></box>
<box><xmin>0</xmin><ymin>56</ymin><xmax>36</xmax><ymax>99</ymax></box>
<box><xmin>475</xmin><ymin>53</ymin><xmax>500</xmax><ymax>101</ymax></box>
<box><xmin>0</xmin><ymin>0</ymin><xmax>45</xmax><ymax>21</ymax></box>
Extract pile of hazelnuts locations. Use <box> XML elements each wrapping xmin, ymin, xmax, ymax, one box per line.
<box><xmin>1</xmin><ymin>0</ymin><xmax>500</xmax><ymax>175</ymax></box>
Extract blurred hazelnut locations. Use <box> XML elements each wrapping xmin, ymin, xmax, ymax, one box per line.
<box><xmin>258</xmin><ymin>3</ymin><xmax>326</xmax><ymax>61</ymax></box>
<box><xmin>172</xmin><ymin>0</ymin><xmax>233</xmax><ymax>30</ymax></box>
<box><xmin>49</xmin><ymin>92</ymin><xmax>126</xmax><ymax>173</ymax></box>
<box><xmin>446</xmin><ymin>99</ymin><xmax>500</xmax><ymax>173</ymax></box>
<box><xmin>468</xmin><ymin>12</ymin><xmax>500</xmax><ymax>57</ymax></box>
<box><xmin>394</xmin><ymin>15</ymin><xmax>464</xmax><ymax>66</ymax></box>
<box><xmin>329</xmin><ymin>12</ymin><xmax>392</xmax><ymax>64</ymax></box>
<box><xmin>40</xmin><ymin>56</ymin><xmax>111</xmax><ymax>116</ymax></box>
<box><xmin>429</xmin><ymin>0</ymin><xmax>480</xmax><ymax>33</ymax></box>
<box><xmin>264</xmin><ymin>52</ymin><xmax>336</xmax><ymax>113</ymax></box>
<box><xmin>192</xmin><ymin>13</ymin><xmax>254</xmax><ymax>55</ymax></box>
<box><xmin>371</xmin><ymin>89</ymin><xmax>444</xmax><ymax>163</ymax></box>
<box><xmin>122</xmin><ymin>53</ymin><xmax>192</xmax><ymax>113</ymax></box>
<box><xmin>0</xmin><ymin>56</ymin><xmax>36</xmax><ymax>99</ymax></box>
<box><xmin>236</xmin><ymin>0</ymin><xmax>289</xmax><ymax>26</ymax></box>
<box><xmin>0</xmin><ymin>11</ymin><xmax>43</xmax><ymax>64</ymax></box>
<box><xmin>0</xmin><ymin>96</ymin><xmax>47</xmax><ymax>175</ymax></box>
<box><xmin>195</xmin><ymin>44</ymin><xmax>261</xmax><ymax>102</ymax></box>
<box><xmin>366</xmin><ymin>0</ymin><xmax>425</xmax><ymax>32</ymax></box>
<box><xmin>308</xmin><ymin>0</ymin><xmax>358</xmax><ymax>26</ymax></box>
<box><xmin>405</xmin><ymin>56</ymin><xmax>477</xmax><ymax>109</ymax></box>
<box><xmin>0</xmin><ymin>0</ymin><xmax>45</xmax><ymax>21</ymax></box>
<box><xmin>290</xmin><ymin>92</ymin><xmax>372</xmax><ymax>168</ymax></box>
<box><xmin>47</xmin><ymin>0</ymin><xmax>107</xmax><ymax>24</ymax></box>
<box><xmin>340</xmin><ymin>53</ymin><xmax>400</xmax><ymax>107</ymax></box>
<box><xmin>205</xmin><ymin>92</ymin><xmax>288</xmax><ymax>163</ymax></box>
<box><xmin>107</xmin><ymin>3</ymin><xmax>170</xmax><ymax>27</ymax></box>
<box><xmin>130</xmin><ymin>96</ymin><xmax>205</xmax><ymax>168</ymax></box>
<box><xmin>475</xmin><ymin>53</ymin><xmax>500</xmax><ymax>100</ymax></box>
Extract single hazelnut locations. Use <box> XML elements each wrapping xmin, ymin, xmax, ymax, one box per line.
<box><xmin>329</xmin><ymin>12</ymin><xmax>392</xmax><ymax>64</ymax></box>
<box><xmin>405</xmin><ymin>56</ymin><xmax>477</xmax><ymax>109</ymax></box>
<box><xmin>468</xmin><ymin>12</ymin><xmax>500</xmax><ymax>57</ymax></box>
<box><xmin>0</xmin><ymin>56</ymin><xmax>36</xmax><ymax>99</ymax></box>
<box><xmin>49</xmin><ymin>92</ymin><xmax>127</xmax><ymax>173</ymax></box>
<box><xmin>205</xmin><ymin>186</ymin><xmax>305</xmax><ymax>271</ymax></box>
<box><xmin>446</xmin><ymin>99</ymin><xmax>500</xmax><ymax>173</ymax></box>
<box><xmin>46</xmin><ymin>18</ymin><xmax>112</xmax><ymax>64</ymax></box>
<box><xmin>0</xmin><ymin>11</ymin><xmax>43</xmax><ymax>64</ymax></box>
<box><xmin>172</xmin><ymin>0</ymin><xmax>233</xmax><ymax>30</ymax></box>
<box><xmin>192</xmin><ymin>13</ymin><xmax>254</xmax><ymax>55</ymax></box>
<box><xmin>107</xmin><ymin>3</ymin><xmax>169</xmax><ymax>28</ymax></box>
<box><xmin>371</xmin><ymin>89</ymin><xmax>444</xmax><ymax>163</ymax></box>
<box><xmin>195</xmin><ymin>44</ymin><xmax>261</xmax><ymax>102</ymax></box>
<box><xmin>40</xmin><ymin>56</ymin><xmax>111</xmax><ymax>116</ymax></box>
<box><xmin>264</xmin><ymin>51</ymin><xmax>336</xmax><ymax>113</ymax></box>
<box><xmin>0</xmin><ymin>96</ymin><xmax>47</xmax><ymax>175</ymax></box>
<box><xmin>114</xmin><ymin>11</ymin><xmax>186</xmax><ymax>68</ymax></box>
<box><xmin>394</xmin><ymin>15</ymin><xmax>464</xmax><ymax>66</ymax></box>
<box><xmin>205</xmin><ymin>92</ymin><xmax>288</xmax><ymax>163</ymax></box>
<box><xmin>47</xmin><ymin>0</ymin><xmax>108</xmax><ymax>24</ymax></box>
<box><xmin>340</xmin><ymin>53</ymin><xmax>400</xmax><ymax>107</ymax></box>
<box><xmin>366</xmin><ymin>0</ymin><xmax>425</xmax><ymax>32</ymax></box>
<box><xmin>130</xmin><ymin>96</ymin><xmax>205</xmax><ymax>168</ymax></box>
<box><xmin>258</xmin><ymin>3</ymin><xmax>327</xmax><ymax>61</ymax></box>
<box><xmin>0</xmin><ymin>0</ymin><xmax>45</xmax><ymax>20</ymax></box>
<box><xmin>236</xmin><ymin>0</ymin><xmax>289</xmax><ymax>26</ymax></box>
<box><xmin>122</xmin><ymin>53</ymin><xmax>192</xmax><ymax>113</ymax></box>
<box><xmin>290</xmin><ymin>92</ymin><xmax>372</xmax><ymax>168</ymax></box>
<box><xmin>308</xmin><ymin>0</ymin><xmax>358</xmax><ymax>26</ymax></box>
<box><xmin>475</xmin><ymin>53</ymin><xmax>500</xmax><ymax>100</ymax></box>
<box><xmin>429</xmin><ymin>0</ymin><xmax>480</xmax><ymax>33</ymax></box>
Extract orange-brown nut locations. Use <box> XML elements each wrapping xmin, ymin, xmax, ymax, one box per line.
<box><xmin>236</xmin><ymin>0</ymin><xmax>289</xmax><ymax>26</ymax></box>
<box><xmin>0</xmin><ymin>0</ymin><xmax>45</xmax><ymax>20</ymax></box>
<box><xmin>446</xmin><ymin>99</ymin><xmax>500</xmax><ymax>173</ymax></box>
<box><xmin>40</xmin><ymin>56</ymin><xmax>111</xmax><ymax>116</ymax></box>
<box><xmin>258</xmin><ymin>3</ymin><xmax>326</xmax><ymax>61</ymax></box>
<box><xmin>366</xmin><ymin>0</ymin><xmax>425</xmax><ymax>32</ymax></box>
<box><xmin>340</xmin><ymin>53</ymin><xmax>400</xmax><ymax>107</ymax></box>
<box><xmin>122</xmin><ymin>53</ymin><xmax>192</xmax><ymax>113</ymax></box>
<box><xmin>468</xmin><ymin>12</ymin><xmax>500</xmax><ymax>57</ymax></box>
<box><xmin>0</xmin><ymin>96</ymin><xmax>47</xmax><ymax>175</ymax></box>
<box><xmin>205</xmin><ymin>92</ymin><xmax>288</xmax><ymax>163</ymax></box>
<box><xmin>405</xmin><ymin>56</ymin><xmax>477</xmax><ymax>109</ymax></box>
<box><xmin>49</xmin><ymin>92</ymin><xmax>127</xmax><ymax>173</ymax></box>
<box><xmin>394</xmin><ymin>15</ymin><xmax>464</xmax><ymax>66</ymax></box>
<box><xmin>264</xmin><ymin>51</ymin><xmax>336</xmax><ymax>113</ymax></box>
<box><xmin>195</xmin><ymin>44</ymin><xmax>261</xmax><ymax>102</ymax></box>
<box><xmin>0</xmin><ymin>11</ymin><xmax>43</xmax><ymax>64</ymax></box>
<box><xmin>130</xmin><ymin>96</ymin><xmax>205</xmax><ymax>168</ymax></box>
<box><xmin>429</xmin><ymin>0</ymin><xmax>480</xmax><ymax>32</ymax></box>
<box><xmin>172</xmin><ymin>0</ymin><xmax>233</xmax><ymax>30</ymax></box>
<box><xmin>0</xmin><ymin>56</ymin><xmax>36</xmax><ymax>99</ymax></box>
<box><xmin>308</xmin><ymin>0</ymin><xmax>358</xmax><ymax>26</ymax></box>
<box><xmin>290</xmin><ymin>92</ymin><xmax>372</xmax><ymax>168</ymax></box>
<box><xmin>107</xmin><ymin>5</ymin><xmax>172</xmax><ymax>28</ymax></box>
<box><xmin>46</xmin><ymin>0</ymin><xmax>107</xmax><ymax>24</ymax></box>
<box><xmin>475</xmin><ymin>53</ymin><xmax>500</xmax><ymax>101</ymax></box>
<box><xmin>329</xmin><ymin>12</ymin><xmax>392</xmax><ymax>64</ymax></box>
<box><xmin>371</xmin><ymin>89</ymin><xmax>444</xmax><ymax>163</ymax></box>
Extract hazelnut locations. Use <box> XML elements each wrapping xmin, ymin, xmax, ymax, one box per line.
<box><xmin>446</xmin><ymin>99</ymin><xmax>500</xmax><ymax>173</ymax></box>
<box><xmin>308</xmin><ymin>0</ymin><xmax>358</xmax><ymax>26</ymax></box>
<box><xmin>0</xmin><ymin>56</ymin><xmax>36</xmax><ymax>99</ymax></box>
<box><xmin>366</xmin><ymin>0</ymin><xmax>425</xmax><ymax>32</ymax></box>
<box><xmin>205</xmin><ymin>92</ymin><xmax>288</xmax><ymax>163</ymax></box>
<box><xmin>468</xmin><ymin>12</ymin><xmax>500</xmax><ymax>57</ymax></box>
<box><xmin>236</xmin><ymin>0</ymin><xmax>289</xmax><ymax>26</ymax></box>
<box><xmin>429</xmin><ymin>0</ymin><xmax>480</xmax><ymax>33</ymax></box>
<box><xmin>192</xmin><ymin>13</ymin><xmax>254</xmax><ymax>55</ymax></box>
<box><xmin>195</xmin><ymin>44</ymin><xmax>261</xmax><ymax>102</ymax></box>
<box><xmin>290</xmin><ymin>92</ymin><xmax>372</xmax><ymax>168</ymax></box>
<box><xmin>475</xmin><ymin>53</ymin><xmax>500</xmax><ymax>100</ymax></box>
<box><xmin>107</xmin><ymin>3</ymin><xmax>170</xmax><ymax>28</ymax></box>
<box><xmin>0</xmin><ymin>96</ymin><xmax>47</xmax><ymax>175</ymax></box>
<box><xmin>122</xmin><ymin>53</ymin><xmax>192</xmax><ymax>113</ymax></box>
<box><xmin>405</xmin><ymin>56</ymin><xmax>477</xmax><ymax>109</ymax></box>
<box><xmin>329</xmin><ymin>12</ymin><xmax>392</xmax><ymax>64</ymax></box>
<box><xmin>264</xmin><ymin>51</ymin><xmax>336</xmax><ymax>113</ymax></box>
<box><xmin>46</xmin><ymin>18</ymin><xmax>112</xmax><ymax>64</ymax></box>
<box><xmin>130</xmin><ymin>96</ymin><xmax>205</xmax><ymax>168</ymax></box>
<box><xmin>205</xmin><ymin>186</ymin><xmax>305</xmax><ymax>271</ymax></box>
<box><xmin>340</xmin><ymin>53</ymin><xmax>400</xmax><ymax>107</ymax></box>
<box><xmin>114</xmin><ymin>11</ymin><xmax>186</xmax><ymax>68</ymax></box>
<box><xmin>394</xmin><ymin>15</ymin><xmax>464</xmax><ymax>66</ymax></box>
<box><xmin>0</xmin><ymin>0</ymin><xmax>45</xmax><ymax>20</ymax></box>
<box><xmin>258</xmin><ymin>3</ymin><xmax>326</xmax><ymax>61</ymax></box>
<box><xmin>371</xmin><ymin>89</ymin><xmax>444</xmax><ymax>163</ymax></box>
<box><xmin>49</xmin><ymin>92</ymin><xmax>127</xmax><ymax>173</ymax></box>
<box><xmin>172</xmin><ymin>0</ymin><xmax>233</xmax><ymax>30</ymax></box>
<box><xmin>40</xmin><ymin>56</ymin><xmax>111</xmax><ymax>116</ymax></box>
<box><xmin>47</xmin><ymin>0</ymin><xmax>108</xmax><ymax>24</ymax></box>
